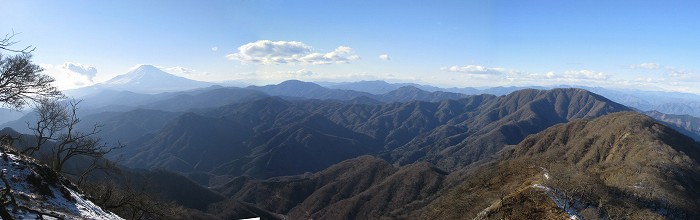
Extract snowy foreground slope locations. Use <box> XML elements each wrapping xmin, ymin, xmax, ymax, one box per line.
<box><xmin>0</xmin><ymin>148</ymin><xmax>122</xmax><ymax>219</ymax></box>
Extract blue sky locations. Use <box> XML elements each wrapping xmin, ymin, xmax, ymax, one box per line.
<box><xmin>2</xmin><ymin>0</ymin><xmax>699</xmax><ymax>93</ymax></box>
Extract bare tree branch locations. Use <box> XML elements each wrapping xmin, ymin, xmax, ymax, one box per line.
<box><xmin>1</xmin><ymin>32</ymin><xmax>62</xmax><ymax>110</ymax></box>
<box><xmin>29</xmin><ymin>99</ymin><xmax>123</xmax><ymax>174</ymax></box>
<box><xmin>1</xmin><ymin>53</ymin><xmax>63</xmax><ymax>109</ymax></box>
<box><xmin>0</xmin><ymin>31</ymin><xmax>35</xmax><ymax>54</ymax></box>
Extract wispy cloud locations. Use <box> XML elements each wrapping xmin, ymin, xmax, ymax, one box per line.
<box><xmin>563</xmin><ymin>70</ymin><xmax>609</xmax><ymax>80</ymax></box>
<box><xmin>161</xmin><ymin>66</ymin><xmax>194</xmax><ymax>74</ymax></box>
<box><xmin>211</xmin><ymin>46</ymin><xmax>218</xmax><ymax>52</ymax></box>
<box><xmin>236</xmin><ymin>69</ymin><xmax>315</xmax><ymax>81</ymax></box>
<box><xmin>156</xmin><ymin>65</ymin><xmax>208</xmax><ymax>78</ymax></box>
<box><xmin>226</xmin><ymin>40</ymin><xmax>360</xmax><ymax>65</ymax></box>
<box><xmin>629</xmin><ymin>62</ymin><xmax>661</xmax><ymax>70</ymax></box>
<box><xmin>281</xmin><ymin>69</ymin><xmax>314</xmax><ymax>77</ymax></box>
<box><xmin>441</xmin><ymin>65</ymin><xmax>504</xmax><ymax>75</ymax></box>
<box><xmin>664</xmin><ymin>67</ymin><xmax>694</xmax><ymax>78</ymax></box>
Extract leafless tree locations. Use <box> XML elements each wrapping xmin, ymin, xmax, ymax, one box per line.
<box><xmin>545</xmin><ymin>162</ymin><xmax>581</xmax><ymax>210</ymax></box>
<box><xmin>23</xmin><ymin>98</ymin><xmax>69</xmax><ymax>155</ymax></box>
<box><xmin>1</xmin><ymin>32</ymin><xmax>62</xmax><ymax>109</ymax></box>
<box><xmin>27</xmin><ymin>99</ymin><xmax>123</xmax><ymax>174</ymax></box>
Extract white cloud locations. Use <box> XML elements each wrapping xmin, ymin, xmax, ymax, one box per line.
<box><xmin>545</xmin><ymin>71</ymin><xmax>556</xmax><ymax>78</ymax></box>
<box><xmin>155</xmin><ymin>65</ymin><xmax>209</xmax><ymax>78</ymax></box>
<box><xmin>226</xmin><ymin>40</ymin><xmax>360</xmax><ymax>65</ymax></box>
<box><xmin>665</xmin><ymin>67</ymin><xmax>693</xmax><ymax>77</ymax></box>
<box><xmin>379</xmin><ymin>54</ymin><xmax>390</xmax><ymax>61</ymax></box>
<box><xmin>441</xmin><ymin>65</ymin><xmax>504</xmax><ymax>75</ymax></box>
<box><xmin>163</xmin><ymin>66</ymin><xmax>195</xmax><ymax>74</ymax></box>
<box><xmin>211</xmin><ymin>46</ymin><xmax>218</xmax><ymax>52</ymax></box>
<box><xmin>40</xmin><ymin>63</ymin><xmax>97</xmax><ymax>90</ymax></box>
<box><xmin>629</xmin><ymin>62</ymin><xmax>661</xmax><ymax>70</ymax></box>
<box><xmin>294</xmin><ymin>69</ymin><xmax>314</xmax><ymax>76</ymax></box>
<box><xmin>563</xmin><ymin>70</ymin><xmax>609</xmax><ymax>80</ymax></box>
<box><xmin>59</xmin><ymin>62</ymin><xmax>98</xmax><ymax>79</ymax></box>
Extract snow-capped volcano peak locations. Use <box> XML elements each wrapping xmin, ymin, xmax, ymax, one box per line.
<box><xmin>99</xmin><ymin>64</ymin><xmax>211</xmax><ymax>93</ymax></box>
<box><xmin>105</xmin><ymin>65</ymin><xmax>174</xmax><ymax>85</ymax></box>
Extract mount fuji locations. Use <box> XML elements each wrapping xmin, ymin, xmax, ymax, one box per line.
<box><xmin>100</xmin><ymin>65</ymin><xmax>212</xmax><ymax>93</ymax></box>
<box><xmin>66</xmin><ymin>65</ymin><xmax>213</xmax><ymax>96</ymax></box>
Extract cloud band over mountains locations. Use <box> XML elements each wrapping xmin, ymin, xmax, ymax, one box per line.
<box><xmin>226</xmin><ymin>40</ymin><xmax>360</xmax><ymax>65</ymax></box>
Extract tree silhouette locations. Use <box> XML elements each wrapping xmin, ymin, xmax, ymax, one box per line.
<box><xmin>0</xmin><ymin>32</ymin><xmax>62</xmax><ymax>109</ymax></box>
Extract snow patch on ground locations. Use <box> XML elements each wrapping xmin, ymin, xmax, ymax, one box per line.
<box><xmin>0</xmin><ymin>151</ymin><xmax>123</xmax><ymax>219</ymax></box>
<box><xmin>539</xmin><ymin>167</ymin><xmax>550</xmax><ymax>180</ymax></box>
<box><xmin>533</xmin><ymin>167</ymin><xmax>585</xmax><ymax>220</ymax></box>
<box><xmin>531</xmin><ymin>184</ymin><xmax>583</xmax><ymax>220</ymax></box>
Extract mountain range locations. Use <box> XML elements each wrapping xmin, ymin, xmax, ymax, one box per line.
<box><xmin>207</xmin><ymin>112</ymin><xmax>700</xmax><ymax>219</ymax></box>
<box><xmin>645</xmin><ymin>110</ymin><xmax>700</xmax><ymax>141</ymax></box>
<box><xmin>0</xmin><ymin>108</ymin><xmax>26</xmax><ymax>125</ymax></box>
<box><xmin>104</xmin><ymin>88</ymin><xmax>629</xmax><ymax>186</ymax></box>
<box><xmin>3</xmin><ymin>65</ymin><xmax>700</xmax><ymax>219</ymax></box>
<box><xmin>318</xmin><ymin>80</ymin><xmax>700</xmax><ymax>118</ymax></box>
<box><xmin>49</xmin><ymin>66</ymin><xmax>700</xmax><ymax>119</ymax></box>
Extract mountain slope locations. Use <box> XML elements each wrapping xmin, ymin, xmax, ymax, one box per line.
<box><xmin>78</xmin><ymin>109</ymin><xmax>181</xmax><ymax>145</ymax></box>
<box><xmin>323</xmin><ymin>80</ymin><xmax>444</xmax><ymax>94</ymax></box>
<box><xmin>122</xmin><ymin>112</ymin><xmax>253</xmax><ymax>174</ymax></box>
<box><xmin>376</xmin><ymin>86</ymin><xmax>468</xmax><ymax>103</ymax></box>
<box><xmin>0</xmin><ymin>145</ymin><xmax>122</xmax><ymax>219</ymax></box>
<box><xmin>248</xmin><ymin>80</ymin><xmax>373</xmax><ymax>101</ymax></box>
<box><xmin>1</xmin><ymin>108</ymin><xmax>182</xmax><ymax>148</ymax></box>
<box><xmin>579</xmin><ymin>86</ymin><xmax>700</xmax><ymax>117</ymax></box>
<box><xmin>307</xmin><ymin>162</ymin><xmax>447</xmax><ymax>219</ymax></box>
<box><xmin>323</xmin><ymin>80</ymin><xmax>406</xmax><ymax>94</ymax></box>
<box><xmin>214</xmin><ymin>155</ymin><xmax>448</xmax><ymax>219</ymax></box>
<box><xmin>0</xmin><ymin>108</ymin><xmax>25</xmax><ymax>125</ymax></box>
<box><xmin>215</xmin><ymin>156</ymin><xmax>397</xmax><ymax>214</ymax></box>
<box><xmin>77</xmin><ymin>89</ymin><xmax>161</xmax><ymax>109</ymax></box>
<box><xmin>389</xmin><ymin>88</ymin><xmax>630</xmax><ymax>169</ymax></box>
<box><xmin>645</xmin><ymin>110</ymin><xmax>700</xmax><ymax>141</ymax></box>
<box><xmin>424</xmin><ymin>112</ymin><xmax>700</xmax><ymax>219</ymax></box>
<box><xmin>139</xmin><ymin>87</ymin><xmax>269</xmax><ymax>112</ymax></box>
<box><xmin>249</xmin><ymin>80</ymin><xmax>470</xmax><ymax>103</ymax></box>
<box><xmin>123</xmin><ymin>99</ymin><xmax>382</xmax><ymax>180</ymax></box>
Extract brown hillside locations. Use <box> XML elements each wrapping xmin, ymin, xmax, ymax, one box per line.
<box><xmin>424</xmin><ymin>112</ymin><xmax>700</xmax><ymax>219</ymax></box>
